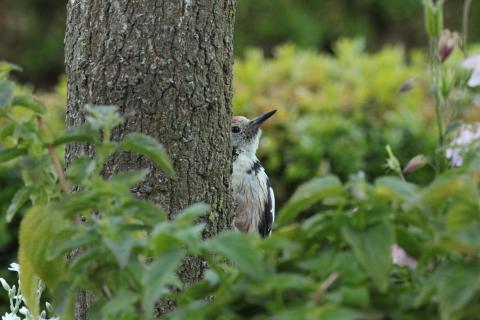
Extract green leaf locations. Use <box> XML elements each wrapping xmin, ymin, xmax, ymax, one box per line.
<box><xmin>142</xmin><ymin>250</ymin><xmax>184</xmax><ymax>312</ymax></box>
<box><xmin>65</xmin><ymin>156</ymin><xmax>96</xmax><ymax>185</ymax></box>
<box><xmin>342</xmin><ymin>223</ymin><xmax>394</xmax><ymax>292</ymax></box>
<box><xmin>118</xmin><ymin>133</ymin><xmax>175</xmax><ymax>176</ymax></box>
<box><xmin>102</xmin><ymin>235</ymin><xmax>137</xmax><ymax>268</ymax></box>
<box><xmin>314</xmin><ymin>304</ymin><xmax>359</xmax><ymax>320</ymax></box>
<box><xmin>174</xmin><ymin>203</ymin><xmax>210</xmax><ymax>227</ymax></box>
<box><xmin>0</xmin><ymin>122</ymin><xmax>15</xmax><ymax>139</ymax></box>
<box><xmin>278</xmin><ymin>175</ymin><xmax>343</xmax><ymax>225</ymax></box>
<box><xmin>19</xmin><ymin>205</ymin><xmax>68</xmax><ymax>313</ymax></box>
<box><xmin>101</xmin><ymin>289</ymin><xmax>138</xmax><ymax>318</ymax></box>
<box><xmin>84</xmin><ymin>105</ymin><xmax>123</xmax><ymax>130</ymax></box>
<box><xmin>0</xmin><ymin>80</ymin><xmax>14</xmax><ymax>108</ymax></box>
<box><xmin>18</xmin><ymin>252</ymin><xmax>41</xmax><ymax>318</ymax></box>
<box><xmin>11</xmin><ymin>94</ymin><xmax>47</xmax><ymax>114</ymax></box>
<box><xmin>52</xmin><ymin>124</ymin><xmax>100</xmax><ymax>146</ymax></box>
<box><xmin>109</xmin><ymin>169</ymin><xmax>150</xmax><ymax>187</ymax></box>
<box><xmin>374</xmin><ymin>176</ymin><xmax>418</xmax><ymax>201</ymax></box>
<box><xmin>437</xmin><ymin>263</ymin><xmax>480</xmax><ymax>319</ymax></box>
<box><xmin>122</xmin><ymin>199</ymin><xmax>166</xmax><ymax>226</ymax></box>
<box><xmin>337</xmin><ymin>286</ymin><xmax>370</xmax><ymax>308</ymax></box>
<box><xmin>204</xmin><ymin>231</ymin><xmax>263</xmax><ymax>278</ymax></box>
<box><xmin>6</xmin><ymin>186</ymin><xmax>32</xmax><ymax>222</ymax></box>
<box><xmin>0</xmin><ymin>147</ymin><xmax>27</xmax><ymax>163</ymax></box>
<box><xmin>420</xmin><ymin>175</ymin><xmax>474</xmax><ymax>210</ymax></box>
<box><xmin>48</xmin><ymin>232</ymin><xmax>97</xmax><ymax>260</ymax></box>
<box><xmin>0</xmin><ymin>62</ymin><xmax>22</xmax><ymax>79</ymax></box>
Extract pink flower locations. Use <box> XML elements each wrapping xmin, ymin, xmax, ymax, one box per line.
<box><xmin>445</xmin><ymin>123</ymin><xmax>480</xmax><ymax>167</ymax></box>
<box><xmin>462</xmin><ymin>54</ymin><xmax>480</xmax><ymax>87</ymax></box>
<box><xmin>391</xmin><ymin>244</ymin><xmax>417</xmax><ymax>270</ymax></box>
<box><xmin>438</xmin><ymin>29</ymin><xmax>460</xmax><ymax>63</ymax></box>
<box><xmin>403</xmin><ymin>154</ymin><xmax>428</xmax><ymax>173</ymax></box>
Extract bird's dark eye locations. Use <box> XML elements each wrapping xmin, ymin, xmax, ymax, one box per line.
<box><xmin>232</xmin><ymin>126</ymin><xmax>240</xmax><ymax>133</ymax></box>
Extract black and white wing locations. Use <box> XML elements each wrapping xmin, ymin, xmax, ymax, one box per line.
<box><xmin>258</xmin><ymin>178</ymin><xmax>275</xmax><ymax>237</ymax></box>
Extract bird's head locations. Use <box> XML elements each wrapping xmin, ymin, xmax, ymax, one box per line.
<box><xmin>231</xmin><ymin>109</ymin><xmax>276</xmax><ymax>154</ymax></box>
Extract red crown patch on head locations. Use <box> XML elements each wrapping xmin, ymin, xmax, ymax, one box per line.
<box><xmin>231</xmin><ymin>116</ymin><xmax>239</xmax><ymax>122</ymax></box>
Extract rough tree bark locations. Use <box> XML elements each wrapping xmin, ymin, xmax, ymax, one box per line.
<box><xmin>64</xmin><ymin>0</ymin><xmax>235</xmax><ymax>318</ymax></box>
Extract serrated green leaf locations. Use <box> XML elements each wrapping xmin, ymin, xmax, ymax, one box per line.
<box><xmin>6</xmin><ymin>186</ymin><xmax>32</xmax><ymax>222</ymax></box>
<box><xmin>18</xmin><ymin>251</ymin><xmax>41</xmax><ymax>318</ymax></box>
<box><xmin>278</xmin><ymin>175</ymin><xmax>343</xmax><ymax>225</ymax></box>
<box><xmin>118</xmin><ymin>133</ymin><xmax>175</xmax><ymax>176</ymax></box>
<box><xmin>11</xmin><ymin>94</ymin><xmax>47</xmax><ymax>114</ymax></box>
<box><xmin>0</xmin><ymin>147</ymin><xmax>27</xmax><ymax>163</ymax></box>
<box><xmin>19</xmin><ymin>205</ymin><xmax>68</xmax><ymax>314</ymax></box>
<box><xmin>342</xmin><ymin>223</ymin><xmax>394</xmax><ymax>292</ymax></box>
<box><xmin>84</xmin><ymin>104</ymin><xmax>123</xmax><ymax>130</ymax></box>
<box><xmin>204</xmin><ymin>231</ymin><xmax>263</xmax><ymax>278</ymax></box>
<box><xmin>52</xmin><ymin>124</ymin><xmax>100</xmax><ymax>146</ymax></box>
<box><xmin>0</xmin><ymin>80</ymin><xmax>14</xmax><ymax>108</ymax></box>
<box><xmin>142</xmin><ymin>250</ymin><xmax>184</xmax><ymax>312</ymax></box>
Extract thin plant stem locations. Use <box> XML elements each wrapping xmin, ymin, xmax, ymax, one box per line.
<box><xmin>36</xmin><ymin>117</ymin><xmax>71</xmax><ymax>193</ymax></box>
<box><xmin>47</xmin><ymin>143</ymin><xmax>71</xmax><ymax>193</ymax></box>
<box><xmin>313</xmin><ymin>272</ymin><xmax>340</xmax><ymax>302</ymax></box>
<box><xmin>428</xmin><ymin>37</ymin><xmax>446</xmax><ymax>173</ymax></box>
<box><xmin>462</xmin><ymin>0</ymin><xmax>473</xmax><ymax>55</ymax></box>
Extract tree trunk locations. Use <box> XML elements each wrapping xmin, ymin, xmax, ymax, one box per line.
<box><xmin>64</xmin><ymin>0</ymin><xmax>235</xmax><ymax>318</ymax></box>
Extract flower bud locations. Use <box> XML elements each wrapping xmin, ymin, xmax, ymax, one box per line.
<box><xmin>399</xmin><ymin>78</ymin><xmax>415</xmax><ymax>93</ymax></box>
<box><xmin>46</xmin><ymin>301</ymin><xmax>54</xmax><ymax>313</ymax></box>
<box><xmin>423</xmin><ymin>0</ymin><xmax>444</xmax><ymax>37</ymax></box>
<box><xmin>0</xmin><ymin>277</ymin><xmax>10</xmax><ymax>291</ymax></box>
<box><xmin>391</xmin><ymin>244</ymin><xmax>417</xmax><ymax>270</ymax></box>
<box><xmin>438</xmin><ymin>29</ymin><xmax>460</xmax><ymax>62</ymax></box>
<box><xmin>403</xmin><ymin>154</ymin><xmax>428</xmax><ymax>173</ymax></box>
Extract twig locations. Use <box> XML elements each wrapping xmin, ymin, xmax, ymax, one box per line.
<box><xmin>47</xmin><ymin>143</ymin><xmax>71</xmax><ymax>193</ymax></box>
<box><xmin>37</xmin><ymin>117</ymin><xmax>70</xmax><ymax>193</ymax></box>
<box><xmin>313</xmin><ymin>272</ymin><xmax>340</xmax><ymax>302</ymax></box>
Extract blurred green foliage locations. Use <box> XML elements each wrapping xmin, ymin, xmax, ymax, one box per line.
<box><xmin>2</xmin><ymin>0</ymin><xmax>480</xmax><ymax>88</ymax></box>
<box><xmin>1</xmin><ymin>65</ymin><xmax>480</xmax><ymax>319</ymax></box>
<box><xmin>234</xmin><ymin>40</ymin><xmax>441</xmax><ymax>202</ymax></box>
<box><xmin>0</xmin><ymin>67</ymin><xmax>65</xmax><ymax>313</ymax></box>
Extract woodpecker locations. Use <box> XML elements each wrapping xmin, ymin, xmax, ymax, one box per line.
<box><xmin>231</xmin><ymin>109</ymin><xmax>276</xmax><ymax>237</ymax></box>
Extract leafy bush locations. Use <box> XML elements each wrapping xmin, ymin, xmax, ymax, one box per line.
<box><xmin>2</xmin><ymin>39</ymin><xmax>480</xmax><ymax>319</ymax></box>
<box><xmin>2</xmin><ymin>1</ymin><xmax>480</xmax><ymax>318</ymax></box>
<box><xmin>234</xmin><ymin>39</ymin><xmax>441</xmax><ymax>201</ymax></box>
<box><xmin>0</xmin><ymin>64</ymin><xmax>66</xmax><ymax>313</ymax></box>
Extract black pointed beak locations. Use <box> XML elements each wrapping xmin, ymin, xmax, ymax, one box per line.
<box><xmin>248</xmin><ymin>110</ymin><xmax>277</xmax><ymax>131</ymax></box>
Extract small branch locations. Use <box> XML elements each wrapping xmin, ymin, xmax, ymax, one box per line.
<box><xmin>47</xmin><ymin>143</ymin><xmax>71</xmax><ymax>193</ymax></box>
<box><xmin>313</xmin><ymin>272</ymin><xmax>340</xmax><ymax>302</ymax></box>
<box><xmin>37</xmin><ymin>117</ymin><xmax>70</xmax><ymax>193</ymax></box>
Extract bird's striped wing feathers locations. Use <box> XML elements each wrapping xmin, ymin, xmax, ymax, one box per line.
<box><xmin>258</xmin><ymin>178</ymin><xmax>275</xmax><ymax>237</ymax></box>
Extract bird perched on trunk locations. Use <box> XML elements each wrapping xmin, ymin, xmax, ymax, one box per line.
<box><xmin>231</xmin><ymin>110</ymin><xmax>276</xmax><ymax>237</ymax></box>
